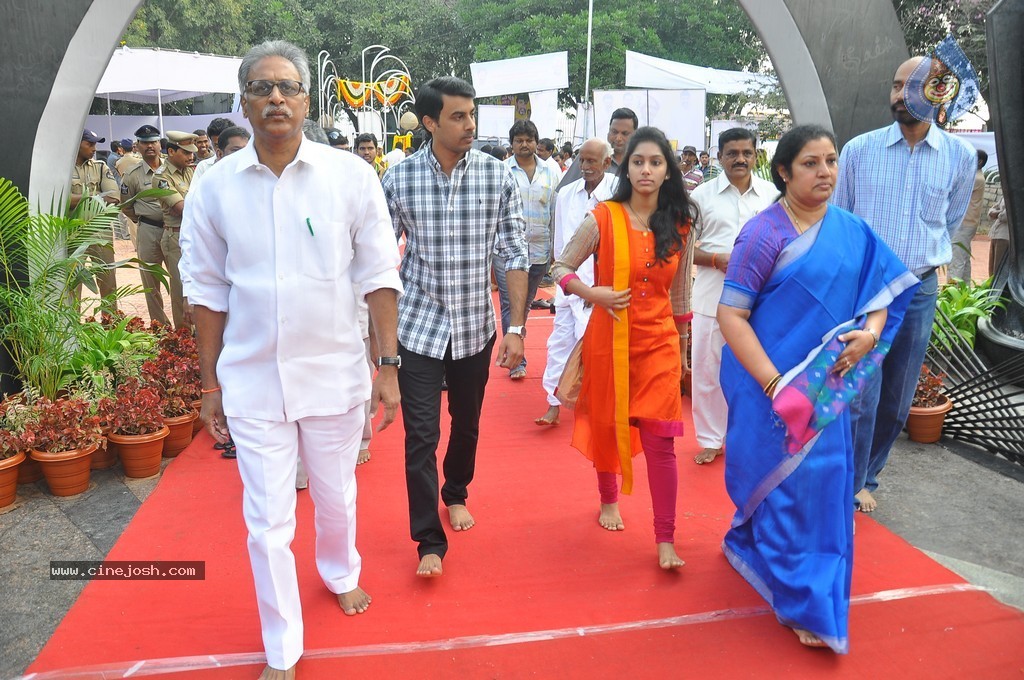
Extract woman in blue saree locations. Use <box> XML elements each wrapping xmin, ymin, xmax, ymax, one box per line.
<box><xmin>717</xmin><ymin>125</ymin><xmax>919</xmax><ymax>652</ymax></box>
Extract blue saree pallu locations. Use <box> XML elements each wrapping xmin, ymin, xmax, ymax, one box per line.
<box><xmin>720</xmin><ymin>206</ymin><xmax>918</xmax><ymax>653</ymax></box>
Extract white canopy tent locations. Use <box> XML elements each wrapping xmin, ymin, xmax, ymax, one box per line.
<box><xmin>625</xmin><ymin>51</ymin><xmax>776</xmax><ymax>95</ymax></box>
<box><xmin>469</xmin><ymin>52</ymin><xmax>569</xmax><ymax>142</ymax></box>
<box><xmin>95</xmin><ymin>46</ymin><xmax>243</xmax><ymax>136</ymax></box>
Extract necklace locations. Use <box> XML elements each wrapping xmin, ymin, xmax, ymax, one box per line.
<box><xmin>783</xmin><ymin>197</ymin><xmax>807</xmax><ymax>234</ymax></box>
<box><xmin>626</xmin><ymin>202</ymin><xmax>652</xmax><ymax>231</ymax></box>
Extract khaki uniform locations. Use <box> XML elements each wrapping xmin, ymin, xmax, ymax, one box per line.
<box><xmin>121</xmin><ymin>160</ymin><xmax>171</xmax><ymax>326</ymax></box>
<box><xmin>153</xmin><ymin>163</ymin><xmax>194</xmax><ymax>328</ymax></box>
<box><xmin>116</xmin><ymin>151</ymin><xmax>142</xmax><ymax>176</ymax></box>
<box><xmin>70</xmin><ymin>159</ymin><xmax>119</xmax><ymax>307</ymax></box>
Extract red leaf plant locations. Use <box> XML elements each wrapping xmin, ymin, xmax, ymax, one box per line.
<box><xmin>27</xmin><ymin>396</ymin><xmax>103</xmax><ymax>453</ymax></box>
<box><xmin>107</xmin><ymin>377</ymin><xmax>165</xmax><ymax>436</ymax></box>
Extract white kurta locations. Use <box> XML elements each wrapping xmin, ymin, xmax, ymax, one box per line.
<box><xmin>180</xmin><ymin>137</ymin><xmax>402</xmax><ymax>669</ymax></box>
<box><xmin>181</xmin><ymin>138</ymin><xmax>403</xmax><ymax>422</ymax></box>
<box><xmin>689</xmin><ymin>173</ymin><xmax>778</xmax><ymax>447</ymax></box>
<box><xmin>542</xmin><ymin>173</ymin><xmax>617</xmax><ymax>405</ymax></box>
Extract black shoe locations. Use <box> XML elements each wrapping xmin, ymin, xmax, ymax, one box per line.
<box><xmin>213</xmin><ymin>441</ymin><xmax>227</xmax><ymax>450</ymax></box>
<box><xmin>530</xmin><ymin>298</ymin><xmax>552</xmax><ymax>310</ymax></box>
<box><xmin>220</xmin><ymin>447</ymin><xmax>236</xmax><ymax>459</ymax></box>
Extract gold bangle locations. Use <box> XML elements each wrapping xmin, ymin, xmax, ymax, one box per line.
<box><xmin>762</xmin><ymin>373</ymin><xmax>782</xmax><ymax>396</ymax></box>
<box><xmin>200</xmin><ymin>386</ymin><xmax>221</xmax><ymax>394</ymax></box>
<box><xmin>865</xmin><ymin>327</ymin><xmax>879</xmax><ymax>349</ymax></box>
<box><xmin>711</xmin><ymin>253</ymin><xmax>718</xmax><ymax>270</ymax></box>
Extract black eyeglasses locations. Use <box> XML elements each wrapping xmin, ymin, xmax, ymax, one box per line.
<box><xmin>245</xmin><ymin>79</ymin><xmax>305</xmax><ymax>97</ymax></box>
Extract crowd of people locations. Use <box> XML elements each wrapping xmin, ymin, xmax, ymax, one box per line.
<box><xmin>67</xmin><ymin>38</ymin><xmax>996</xmax><ymax>677</ymax></box>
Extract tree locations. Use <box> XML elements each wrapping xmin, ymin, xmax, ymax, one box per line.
<box><xmin>892</xmin><ymin>0</ymin><xmax>995</xmax><ymax>116</ymax></box>
<box><xmin>121</xmin><ymin>0</ymin><xmax>253</xmax><ymax>56</ymax></box>
<box><xmin>456</xmin><ymin>0</ymin><xmax>767</xmax><ymax>111</ymax></box>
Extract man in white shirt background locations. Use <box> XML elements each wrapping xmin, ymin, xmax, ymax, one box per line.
<box><xmin>181</xmin><ymin>40</ymin><xmax>402</xmax><ymax>680</ymax></box>
<box><xmin>536</xmin><ymin>137</ymin><xmax>616</xmax><ymax>426</ymax></box>
<box><xmin>688</xmin><ymin>128</ymin><xmax>779</xmax><ymax>465</ymax></box>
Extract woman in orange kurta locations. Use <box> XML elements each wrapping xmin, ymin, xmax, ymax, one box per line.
<box><xmin>552</xmin><ymin>127</ymin><xmax>694</xmax><ymax>569</ymax></box>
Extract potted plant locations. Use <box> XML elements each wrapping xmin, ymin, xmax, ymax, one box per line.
<box><xmin>67</xmin><ymin>373</ymin><xmax>117</xmax><ymax>469</ymax></box>
<box><xmin>0</xmin><ymin>394</ymin><xmax>36</xmax><ymax>506</ymax></box>
<box><xmin>141</xmin><ymin>344</ymin><xmax>199</xmax><ymax>458</ymax></box>
<box><xmin>27</xmin><ymin>396</ymin><xmax>103</xmax><ymax>497</ymax></box>
<box><xmin>105</xmin><ymin>377</ymin><xmax>169</xmax><ymax>478</ymax></box>
<box><xmin>906</xmin><ymin>365</ymin><xmax>953</xmax><ymax>443</ymax></box>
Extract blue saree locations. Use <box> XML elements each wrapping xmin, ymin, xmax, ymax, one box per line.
<box><xmin>719</xmin><ymin>203</ymin><xmax>918</xmax><ymax>653</ymax></box>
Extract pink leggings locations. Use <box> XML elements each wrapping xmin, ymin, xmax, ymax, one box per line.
<box><xmin>597</xmin><ymin>426</ymin><xmax>677</xmax><ymax>543</ymax></box>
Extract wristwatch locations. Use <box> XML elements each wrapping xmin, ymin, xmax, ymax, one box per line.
<box><xmin>377</xmin><ymin>356</ymin><xmax>402</xmax><ymax>369</ymax></box>
<box><xmin>507</xmin><ymin>325</ymin><xmax>527</xmax><ymax>339</ymax></box>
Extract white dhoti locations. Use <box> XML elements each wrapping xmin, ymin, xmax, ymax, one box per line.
<box><xmin>542</xmin><ymin>291</ymin><xmax>592</xmax><ymax>406</ymax></box>
<box><xmin>229</xmin><ymin>406</ymin><xmax>363</xmax><ymax>669</ymax></box>
<box><xmin>691</xmin><ymin>311</ymin><xmax>727</xmax><ymax>449</ymax></box>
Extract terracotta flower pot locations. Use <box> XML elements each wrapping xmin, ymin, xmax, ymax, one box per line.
<box><xmin>190</xmin><ymin>399</ymin><xmax>203</xmax><ymax>436</ymax></box>
<box><xmin>17</xmin><ymin>453</ymin><xmax>43</xmax><ymax>484</ymax></box>
<box><xmin>162</xmin><ymin>410</ymin><xmax>198</xmax><ymax>458</ymax></box>
<box><xmin>0</xmin><ymin>451</ymin><xmax>26</xmax><ymax>508</ymax></box>
<box><xmin>91</xmin><ymin>427</ymin><xmax>118</xmax><ymax>470</ymax></box>
<box><xmin>30</xmin><ymin>444</ymin><xmax>97</xmax><ymax>497</ymax></box>
<box><xmin>906</xmin><ymin>396</ymin><xmax>953</xmax><ymax>444</ymax></box>
<box><xmin>108</xmin><ymin>426</ymin><xmax>169</xmax><ymax>478</ymax></box>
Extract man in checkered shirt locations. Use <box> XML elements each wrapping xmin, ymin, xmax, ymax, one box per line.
<box><xmin>382</xmin><ymin>76</ymin><xmax>529</xmax><ymax>579</ymax></box>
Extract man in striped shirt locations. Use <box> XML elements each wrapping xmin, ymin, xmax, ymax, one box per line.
<box><xmin>833</xmin><ymin>55</ymin><xmax>975</xmax><ymax>513</ymax></box>
<box><xmin>382</xmin><ymin>76</ymin><xmax>529</xmax><ymax>578</ymax></box>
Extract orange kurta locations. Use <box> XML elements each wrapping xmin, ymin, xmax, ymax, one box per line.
<box><xmin>571</xmin><ymin>201</ymin><xmax>686</xmax><ymax>493</ymax></box>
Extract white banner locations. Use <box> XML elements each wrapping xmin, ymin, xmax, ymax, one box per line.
<box><xmin>593</xmin><ymin>90</ymin><xmax>706</xmax><ymax>154</ymax></box>
<box><xmin>528</xmin><ymin>90</ymin><xmax>560</xmax><ymax>139</ymax></box>
<box><xmin>470</xmin><ymin>52</ymin><xmax>569</xmax><ymax>98</ymax></box>
<box><xmin>476</xmin><ymin>105</ymin><xmax>516</xmax><ymax>142</ymax></box>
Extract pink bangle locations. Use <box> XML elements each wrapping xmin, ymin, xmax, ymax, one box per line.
<box><xmin>673</xmin><ymin>312</ymin><xmax>693</xmax><ymax>324</ymax></box>
<box><xmin>558</xmin><ymin>273</ymin><xmax>581</xmax><ymax>294</ymax></box>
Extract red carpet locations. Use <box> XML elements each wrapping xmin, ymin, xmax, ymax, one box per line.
<box><xmin>26</xmin><ymin>309</ymin><xmax>1024</xmax><ymax>679</ymax></box>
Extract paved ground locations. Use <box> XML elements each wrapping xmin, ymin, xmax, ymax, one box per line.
<box><xmin>2</xmin><ymin>236</ymin><xmax>1020</xmax><ymax>678</ymax></box>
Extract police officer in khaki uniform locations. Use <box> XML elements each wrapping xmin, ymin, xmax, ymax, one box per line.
<box><xmin>71</xmin><ymin>129</ymin><xmax>120</xmax><ymax>311</ymax></box>
<box><xmin>152</xmin><ymin>130</ymin><xmax>197</xmax><ymax>329</ymax></box>
<box><xmin>121</xmin><ymin>124</ymin><xmax>172</xmax><ymax>326</ymax></box>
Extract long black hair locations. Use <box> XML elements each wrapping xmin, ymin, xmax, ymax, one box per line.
<box><xmin>610</xmin><ymin>126</ymin><xmax>693</xmax><ymax>263</ymax></box>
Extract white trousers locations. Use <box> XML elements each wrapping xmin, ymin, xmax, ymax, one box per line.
<box><xmin>691</xmin><ymin>312</ymin><xmax>728</xmax><ymax>449</ymax></box>
<box><xmin>542</xmin><ymin>299</ymin><xmax>592</xmax><ymax>406</ymax></box>
<box><xmin>229</xmin><ymin>407</ymin><xmax>363</xmax><ymax>669</ymax></box>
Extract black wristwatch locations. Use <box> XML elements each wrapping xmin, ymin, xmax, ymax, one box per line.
<box><xmin>377</xmin><ymin>356</ymin><xmax>402</xmax><ymax>369</ymax></box>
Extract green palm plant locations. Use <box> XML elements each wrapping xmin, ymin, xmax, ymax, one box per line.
<box><xmin>0</xmin><ymin>177</ymin><xmax>169</xmax><ymax>398</ymax></box>
<box><xmin>932</xmin><ymin>277</ymin><xmax>1006</xmax><ymax>349</ymax></box>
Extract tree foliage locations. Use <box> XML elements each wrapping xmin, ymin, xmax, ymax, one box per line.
<box><xmin>118</xmin><ymin>0</ymin><xmax>768</xmax><ymax>119</ymax></box>
<box><xmin>892</xmin><ymin>0</ymin><xmax>995</xmax><ymax>111</ymax></box>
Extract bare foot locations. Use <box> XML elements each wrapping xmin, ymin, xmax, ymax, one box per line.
<box><xmin>855</xmin><ymin>488</ymin><xmax>877</xmax><ymax>513</ymax></box>
<box><xmin>792</xmin><ymin>627</ymin><xmax>829</xmax><ymax>648</ymax></box>
<box><xmin>534</xmin><ymin>406</ymin><xmax>560</xmax><ymax>426</ymax></box>
<box><xmin>598</xmin><ymin>503</ymin><xmax>624</xmax><ymax>531</ymax></box>
<box><xmin>693</xmin><ymin>447</ymin><xmax>723</xmax><ymax>465</ymax></box>
<box><xmin>658</xmin><ymin>542</ymin><xmax>685</xmax><ymax>570</ymax></box>
<box><xmin>416</xmin><ymin>554</ymin><xmax>443</xmax><ymax>578</ymax></box>
<box><xmin>258</xmin><ymin>665</ymin><xmax>295</xmax><ymax>680</ymax></box>
<box><xmin>357</xmin><ymin>448</ymin><xmax>371</xmax><ymax>465</ymax></box>
<box><xmin>448</xmin><ymin>504</ymin><xmax>475</xmax><ymax>531</ymax></box>
<box><xmin>337</xmin><ymin>586</ymin><xmax>371</xmax><ymax>615</ymax></box>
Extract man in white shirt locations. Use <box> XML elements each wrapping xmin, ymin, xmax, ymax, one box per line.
<box><xmin>536</xmin><ymin>137</ymin><xmax>616</xmax><ymax>426</ymax></box>
<box><xmin>181</xmin><ymin>41</ymin><xmax>402</xmax><ymax>680</ymax></box>
<box><xmin>688</xmin><ymin>128</ymin><xmax>779</xmax><ymax>465</ymax></box>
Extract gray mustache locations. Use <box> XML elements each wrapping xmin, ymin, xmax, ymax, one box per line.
<box><xmin>262</xmin><ymin>105</ymin><xmax>293</xmax><ymax>118</ymax></box>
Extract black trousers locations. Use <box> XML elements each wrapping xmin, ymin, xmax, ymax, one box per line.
<box><xmin>398</xmin><ymin>335</ymin><xmax>495</xmax><ymax>559</ymax></box>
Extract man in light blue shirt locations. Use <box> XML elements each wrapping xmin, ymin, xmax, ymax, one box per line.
<box><xmin>496</xmin><ymin>119</ymin><xmax>558</xmax><ymax>380</ymax></box>
<box><xmin>833</xmin><ymin>55</ymin><xmax>975</xmax><ymax>513</ymax></box>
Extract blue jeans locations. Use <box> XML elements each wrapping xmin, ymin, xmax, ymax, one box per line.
<box><xmin>850</xmin><ymin>270</ymin><xmax>938</xmax><ymax>498</ymax></box>
<box><xmin>492</xmin><ymin>256</ymin><xmax>547</xmax><ymax>373</ymax></box>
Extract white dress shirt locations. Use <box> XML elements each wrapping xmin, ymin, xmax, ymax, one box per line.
<box><xmin>552</xmin><ymin>172</ymin><xmax>617</xmax><ymax>307</ymax></box>
<box><xmin>180</xmin><ymin>138</ymin><xmax>403</xmax><ymax>422</ymax></box>
<box><xmin>689</xmin><ymin>173</ymin><xmax>779</xmax><ymax>317</ymax></box>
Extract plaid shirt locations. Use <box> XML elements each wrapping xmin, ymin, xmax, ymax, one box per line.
<box><xmin>382</xmin><ymin>144</ymin><xmax>528</xmax><ymax>360</ymax></box>
<box><xmin>833</xmin><ymin>122</ymin><xmax>975</xmax><ymax>276</ymax></box>
<box><xmin>505</xmin><ymin>155</ymin><xmax>558</xmax><ymax>264</ymax></box>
